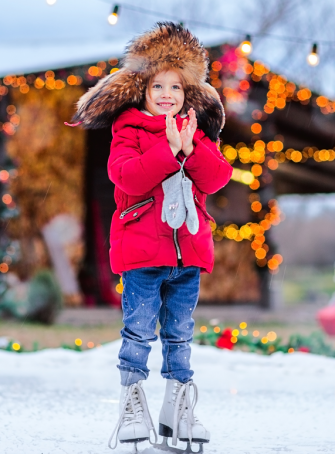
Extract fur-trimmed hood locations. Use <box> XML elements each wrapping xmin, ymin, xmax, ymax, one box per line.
<box><xmin>72</xmin><ymin>22</ymin><xmax>225</xmax><ymax>141</ymax></box>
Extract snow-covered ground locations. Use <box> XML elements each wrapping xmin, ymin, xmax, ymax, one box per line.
<box><xmin>1</xmin><ymin>340</ymin><xmax>335</xmax><ymax>454</ymax></box>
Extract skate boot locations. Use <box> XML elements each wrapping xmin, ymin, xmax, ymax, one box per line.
<box><xmin>153</xmin><ymin>379</ymin><xmax>210</xmax><ymax>453</ymax></box>
<box><xmin>108</xmin><ymin>380</ymin><xmax>157</xmax><ymax>452</ymax></box>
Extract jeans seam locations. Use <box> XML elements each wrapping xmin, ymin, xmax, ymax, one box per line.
<box><xmin>163</xmin><ymin>286</ymin><xmax>173</xmax><ymax>375</ymax></box>
<box><xmin>166</xmin><ymin>267</ymin><xmax>174</xmax><ymax>280</ymax></box>
<box><xmin>161</xmin><ymin>283</ymin><xmax>173</xmax><ymax>376</ymax></box>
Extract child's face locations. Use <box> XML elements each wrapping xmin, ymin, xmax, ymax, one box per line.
<box><xmin>145</xmin><ymin>70</ymin><xmax>185</xmax><ymax>116</ymax></box>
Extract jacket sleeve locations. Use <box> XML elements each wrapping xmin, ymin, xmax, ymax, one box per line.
<box><xmin>108</xmin><ymin>126</ymin><xmax>181</xmax><ymax>196</ymax></box>
<box><xmin>183</xmin><ymin>131</ymin><xmax>233</xmax><ymax>194</ymax></box>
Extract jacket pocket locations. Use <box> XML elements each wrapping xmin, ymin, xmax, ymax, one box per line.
<box><xmin>121</xmin><ymin>197</ymin><xmax>159</xmax><ymax>265</ymax></box>
<box><xmin>119</xmin><ymin>197</ymin><xmax>154</xmax><ymax>223</ymax></box>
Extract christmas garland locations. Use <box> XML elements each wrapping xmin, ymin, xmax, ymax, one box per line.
<box><xmin>1</xmin><ymin>325</ymin><xmax>334</xmax><ymax>357</ymax></box>
<box><xmin>194</xmin><ymin>325</ymin><xmax>335</xmax><ymax>357</ymax></box>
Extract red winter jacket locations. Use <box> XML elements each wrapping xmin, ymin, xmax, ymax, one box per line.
<box><xmin>108</xmin><ymin>108</ymin><xmax>232</xmax><ymax>274</ymax></box>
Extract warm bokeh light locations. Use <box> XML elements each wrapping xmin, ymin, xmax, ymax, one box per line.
<box><xmin>200</xmin><ymin>326</ymin><xmax>208</xmax><ymax>333</ymax></box>
<box><xmin>268</xmin><ymin>159</ymin><xmax>279</xmax><ymax>170</ymax></box>
<box><xmin>316</xmin><ymin>96</ymin><xmax>328</xmax><ymax>107</ymax></box>
<box><xmin>67</xmin><ymin>75</ymin><xmax>77</xmax><ymax>85</ymax></box>
<box><xmin>307</xmin><ymin>50</ymin><xmax>319</xmax><ymax>66</ymax></box>
<box><xmin>211</xmin><ymin>61</ymin><xmax>222</xmax><ymax>71</ymax></box>
<box><xmin>255</xmin><ymin>248</ymin><xmax>266</xmax><ymax>259</ymax></box>
<box><xmin>240</xmin><ymin>39</ymin><xmax>252</xmax><ymax>55</ymax></box>
<box><xmin>253</xmin><ymin>330</ymin><xmax>260</xmax><ymax>337</ymax></box>
<box><xmin>251</xmin><ymin>164</ymin><xmax>262</xmax><ymax>177</ymax></box>
<box><xmin>115</xmin><ymin>283</ymin><xmax>123</xmax><ymax>294</ymax></box>
<box><xmin>108</xmin><ymin>12</ymin><xmax>118</xmax><ymax>25</ymax></box>
<box><xmin>109</xmin><ymin>58</ymin><xmax>118</xmax><ymax>66</ymax></box>
<box><xmin>0</xmin><ymin>263</ymin><xmax>9</xmax><ymax>273</ymax></box>
<box><xmin>2</xmin><ymin>194</ymin><xmax>12</xmax><ymax>205</ymax></box>
<box><xmin>273</xmin><ymin>254</ymin><xmax>283</xmax><ymax>264</ymax></box>
<box><xmin>251</xmin><ymin>201</ymin><xmax>262</xmax><ymax>212</ymax></box>
<box><xmin>231</xmin><ymin>168</ymin><xmax>254</xmax><ymax>185</ymax></box>
<box><xmin>251</xmin><ymin>123</ymin><xmax>262</xmax><ymax>134</ymax></box>
<box><xmin>291</xmin><ymin>151</ymin><xmax>302</xmax><ymax>162</ymax></box>
<box><xmin>75</xmin><ymin>338</ymin><xmax>82</xmax><ymax>346</ymax></box>
<box><xmin>249</xmin><ymin>179</ymin><xmax>260</xmax><ymax>190</ymax></box>
<box><xmin>232</xmin><ymin>329</ymin><xmax>239</xmax><ymax>337</ymax></box>
<box><xmin>239</xmin><ymin>80</ymin><xmax>250</xmax><ymax>91</ymax></box>
<box><xmin>267</xmin><ymin>331</ymin><xmax>277</xmax><ymax>342</ymax></box>
<box><xmin>0</xmin><ymin>170</ymin><xmax>9</xmax><ymax>182</ymax></box>
<box><xmin>213</xmin><ymin>326</ymin><xmax>221</xmax><ymax>333</ymax></box>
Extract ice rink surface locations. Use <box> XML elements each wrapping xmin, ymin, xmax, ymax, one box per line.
<box><xmin>1</xmin><ymin>339</ymin><xmax>334</xmax><ymax>454</ymax></box>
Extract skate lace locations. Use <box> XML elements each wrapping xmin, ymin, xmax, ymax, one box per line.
<box><xmin>108</xmin><ymin>382</ymin><xmax>157</xmax><ymax>450</ymax></box>
<box><xmin>172</xmin><ymin>381</ymin><xmax>199</xmax><ymax>446</ymax></box>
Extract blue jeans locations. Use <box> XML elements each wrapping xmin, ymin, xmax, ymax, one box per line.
<box><xmin>118</xmin><ymin>266</ymin><xmax>200</xmax><ymax>386</ymax></box>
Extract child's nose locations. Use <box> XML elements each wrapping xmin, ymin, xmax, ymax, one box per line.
<box><xmin>162</xmin><ymin>88</ymin><xmax>172</xmax><ymax>97</ymax></box>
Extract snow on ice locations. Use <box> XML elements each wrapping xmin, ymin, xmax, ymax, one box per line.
<box><xmin>1</xmin><ymin>339</ymin><xmax>335</xmax><ymax>453</ymax></box>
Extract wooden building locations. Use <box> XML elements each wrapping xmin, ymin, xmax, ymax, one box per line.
<box><xmin>1</xmin><ymin>46</ymin><xmax>334</xmax><ymax>309</ymax></box>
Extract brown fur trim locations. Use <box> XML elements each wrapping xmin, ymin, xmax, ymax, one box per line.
<box><xmin>72</xmin><ymin>68</ymin><xmax>146</xmax><ymax>128</ymax></box>
<box><xmin>72</xmin><ymin>22</ymin><xmax>225</xmax><ymax>140</ymax></box>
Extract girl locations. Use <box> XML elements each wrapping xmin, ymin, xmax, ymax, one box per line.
<box><xmin>71</xmin><ymin>22</ymin><xmax>232</xmax><ymax>452</ymax></box>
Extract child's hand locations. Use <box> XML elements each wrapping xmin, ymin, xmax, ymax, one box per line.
<box><xmin>166</xmin><ymin>111</ymin><xmax>182</xmax><ymax>157</ymax></box>
<box><xmin>180</xmin><ymin>108</ymin><xmax>197</xmax><ymax>157</ymax></box>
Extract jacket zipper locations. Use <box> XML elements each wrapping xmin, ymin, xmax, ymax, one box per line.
<box><xmin>173</xmin><ymin>229</ymin><xmax>182</xmax><ymax>260</ymax></box>
<box><xmin>119</xmin><ymin>197</ymin><xmax>154</xmax><ymax>219</ymax></box>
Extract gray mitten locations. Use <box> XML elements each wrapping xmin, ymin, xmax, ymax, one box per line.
<box><xmin>161</xmin><ymin>170</ymin><xmax>187</xmax><ymax>229</ymax></box>
<box><xmin>182</xmin><ymin>175</ymin><xmax>199</xmax><ymax>235</ymax></box>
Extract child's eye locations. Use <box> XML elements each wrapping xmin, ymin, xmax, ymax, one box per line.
<box><xmin>153</xmin><ymin>84</ymin><xmax>162</xmax><ymax>89</ymax></box>
<box><xmin>172</xmin><ymin>85</ymin><xmax>181</xmax><ymax>90</ymax></box>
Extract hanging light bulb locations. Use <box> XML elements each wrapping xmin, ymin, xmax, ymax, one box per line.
<box><xmin>307</xmin><ymin>43</ymin><xmax>319</xmax><ymax>66</ymax></box>
<box><xmin>46</xmin><ymin>0</ymin><xmax>57</xmax><ymax>4</ymax></box>
<box><xmin>240</xmin><ymin>34</ymin><xmax>252</xmax><ymax>55</ymax></box>
<box><xmin>108</xmin><ymin>5</ymin><xmax>119</xmax><ymax>25</ymax></box>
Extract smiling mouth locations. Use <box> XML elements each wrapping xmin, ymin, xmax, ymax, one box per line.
<box><xmin>157</xmin><ymin>103</ymin><xmax>174</xmax><ymax>108</ymax></box>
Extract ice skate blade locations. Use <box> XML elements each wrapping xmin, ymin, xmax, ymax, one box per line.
<box><xmin>119</xmin><ymin>437</ymin><xmax>148</xmax><ymax>444</ymax></box>
<box><xmin>153</xmin><ymin>437</ymin><xmax>204</xmax><ymax>454</ymax></box>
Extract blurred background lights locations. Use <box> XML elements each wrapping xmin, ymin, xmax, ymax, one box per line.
<box><xmin>240</xmin><ymin>34</ymin><xmax>252</xmax><ymax>55</ymax></box>
<box><xmin>108</xmin><ymin>5</ymin><xmax>119</xmax><ymax>25</ymax></box>
<box><xmin>46</xmin><ymin>0</ymin><xmax>57</xmax><ymax>5</ymax></box>
<box><xmin>231</xmin><ymin>168</ymin><xmax>254</xmax><ymax>185</ymax></box>
<box><xmin>307</xmin><ymin>43</ymin><xmax>319</xmax><ymax>66</ymax></box>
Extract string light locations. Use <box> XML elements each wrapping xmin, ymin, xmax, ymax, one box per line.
<box><xmin>307</xmin><ymin>43</ymin><xmax>319</xmax><ymax>66</ymax></box>
<box><xmin>108</xmin><ymin>5</ymin><xmax>119</xmax><ymax>25</ymax></box>
<box><xmin>240</xmin><ymin>35</ymin><xmax>252</xmax><ymax>55</ymax></box>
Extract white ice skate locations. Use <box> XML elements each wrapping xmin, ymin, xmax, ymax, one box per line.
<box><xmin>153</xmin><ymin>379</ymin><xmax>210</xmax><ymax>454</ymax></box>
<box><xmin>108</xmin><ymin>380</ymin><xmax>157</xmax><ymax>453</ymax></box>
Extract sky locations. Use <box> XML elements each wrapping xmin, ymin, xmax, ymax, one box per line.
<box><xmin>1</xmin><ymin>0</ymin><xmax>335</xmax><ymax>98</ymax></box>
